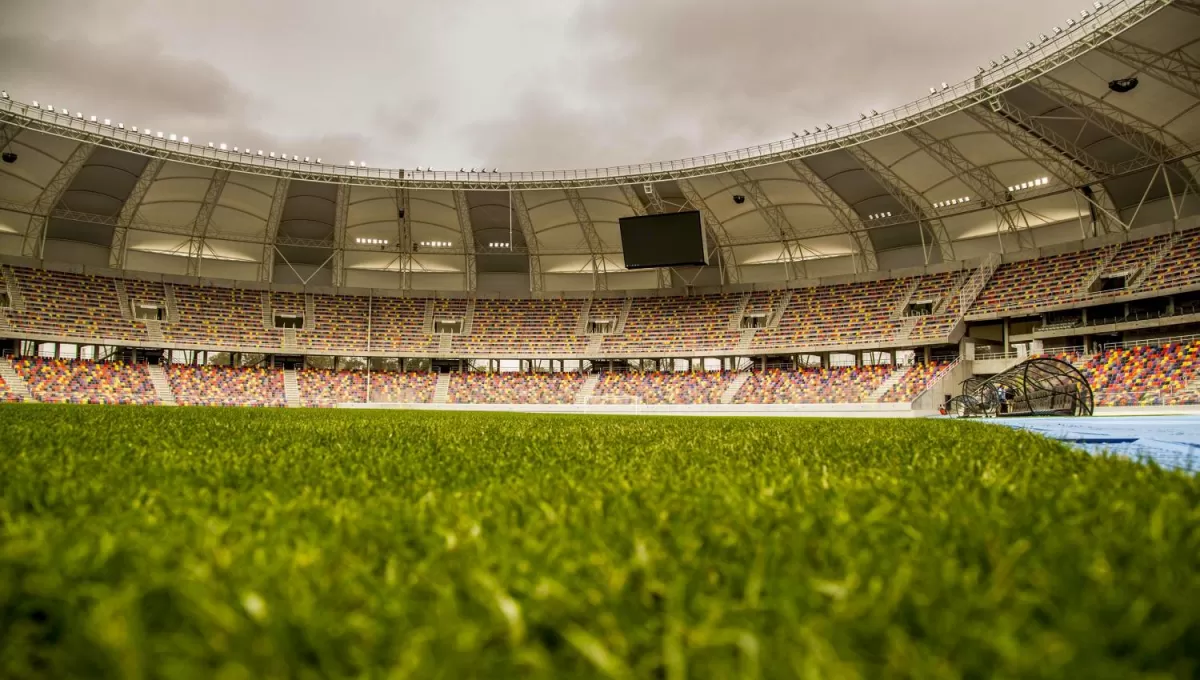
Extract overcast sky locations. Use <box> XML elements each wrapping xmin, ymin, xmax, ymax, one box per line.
<box><xmin>1</xmin><ymin>0</ymin><xmax>1093</xmax><ymax>171</ymax></box>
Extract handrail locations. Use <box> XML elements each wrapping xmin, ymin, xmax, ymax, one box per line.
<box><xmin>0</xmin><ymin>0</ymin><xmax>1166</xmax><ymax>188</ymax></box>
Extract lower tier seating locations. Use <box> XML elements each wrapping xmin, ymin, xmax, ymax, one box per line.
<box><xmin>594</xmin><ymin>371</ymin><xmax>735</xmax><ymax>405</ymax></box>
<box><xmin>733</xmin><ymin>366</ymin><xmax>894</xmax><ymax>404</ymax></box>
<box><xmin>12</xmin><ymin>358</ymin><xmax>157</xmax><ymax>405</ymax></box>
<box><xmin>879</xmin><ymin>363</ymin><xmax>952</xmax><ymax>403</ymax></box>
<box><xmin>367</xmin><ymin>372</ymin><xmax>437</xmax><ymax>403</ymax></box>
<box><xmin>1077</xmin><ymin>341</ymin><xmax>1200</xmax><ymax>406</ymax></box>
<box><xmin>449</xmin><ymin>372</ymin><xmax>585</xmax><ymax>404</ymax></box>
<box><xmin>167</xmin><ymin>365</ymin><xmax>285</xmax><ymax>407</ymax></box>
<box><xmin>298</xmin><ymin>369</ymin><xmax>367</xmax><ymax>407</ymax></box>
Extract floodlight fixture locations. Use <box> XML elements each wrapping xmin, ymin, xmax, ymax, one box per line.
<box><xmin>156</xmin><ymin>131</ymin><xmax>164</xmax><ymax>138</ymax></box>
<box><xmin>31</xmin><ymin>100</ymin><xmax>38</xmax><ymax>107</ymax></box>
<box><xmin>169</xmin><ymin>133</ymin><xmax>177</xmax><ymax>141</ymax></box>
<box><xmin>1093</xmin><ymin>1</ymin><xmax>1102</xmax><ymax>8</ymax></box>
<box><xmin>1039</xmin><ymin>34</ymin><xmax>1049</xmax><ymax>42</ymax></box>
<box><xmin>929</xmin><ymin>87</ymin><xmax>937</xmax><ymax>94</ymax></box>
<box><xmin>1053</xmin><ymin>26</ymin><xmax>1063</xmax><ymax>35</ymax></box>
<box><xmin>104</xmin><ymin>118</ymin><xmax>111</xmax><ymax>125</ymax></box>
<box><xmin>1066</xmin><ymin>18</ymin><xmax>1076</xmax><ymax>26</ymax></box>
<box><xmin>1026</xmin><ymin>41</ymin><xmax>1035</xmax><ymax>49</ymax></box>
<box><xmin>0</xmin><ymin>91</ymin><xmax>7</xmax><ymax>98</ymax></box>
<box><xmin>89</xmin><ymin>115</ymin><xmax>97</xmax><ymax>122</ymax></box>
<box><xmin>118</xmin><ymin>123</ymin><xmax>124</xmax><ymax>129</ymax></box>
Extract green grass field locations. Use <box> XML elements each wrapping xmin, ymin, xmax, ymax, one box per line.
<box><xmin>0</xmin><ymin>405</ymin><xmax>1197</xmax><ymax>679</ymax></box>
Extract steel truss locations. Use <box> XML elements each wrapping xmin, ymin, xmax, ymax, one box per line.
<box><xmin>967</xmin><ymin>101</ymin><xmax>1124</xmax><ymax>234</ymax></box>
<box><xmin>258</xmin><ymin>179</ymin><xmax>289</xmax><ymax>282</ymax></box>
<box><xmin>563</xmin><ymin>189</ymin><xmax>608</xmax><ymax>290</ymax></box>
<box><xmin>331</xmin><ymin>183</ymin><xmax>349</xmax><ymax>286</ymax></box>
<box><xmin>109</xmin><ymin>157</ymin><xmax>164</xmax><ymax>270</ymax></box>
<box><xmin>949</xmin><ymin>357</ymin><xmax>1094</xmax><ymax>417</ymax></box>
<box><xmin>397</xmin><ymin>188</ymin><xmax>413</xmax><ymax>290</ymax></box>
<box><xmin>844</xmin><ymin>146</ymin><xmax>955</xmax><ymax>263</ymax></box>
<box><xmin>727</xmin><ymin>170</ymin><xmax>805</xmax><ymax>280</ymax></box>
<box><xmin>0</xmin><ymin>0</ymin><xmax>1170</xmax><ymax>191</ymax></box>
<box><xmin>784</xmin><ymin>160</ymin><xmax>877</xmax><ymax>272</ymax></box>
<box><xmin>676</xmin><ymin>180</ymin><xmax>741</xmax><ymax>284</ymax></box>
<box><xmin>452</xmin><ymin>190</ymin><xmax>478</xmax><ymax>292</ymax></box>
<box><xmin>904</xmin><ymin>127</ymin><xmax>1036</xmax><ymax>251</ymax></box>
<box><xmin>1098</xmin><ymin>37</ymin><xmax>1200</xmax><ymax>99</ymax></box>
<box><xmin>22</xmin><ymin>142</ymin><xmax>94</xmax><ymax>258</ymax></box>
<box><xmin>0</xmin><ymin>123</ymin><xmax>18</xmax><ymax>152</ymax></box>
<box><xmin>512</xmin><ymin>191</ymin><xmax>544</xmax><ymax>292</ymax></box>
<box><xmin>185</xmin><ymin>170</ymin><xmax>229</xmax><ymax>277</ymax></box>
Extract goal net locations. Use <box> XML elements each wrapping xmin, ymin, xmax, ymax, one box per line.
<box><xmin>581</xmin><ymin>394</ymin><xmax>644</xmax><ymax>414</ymax></box>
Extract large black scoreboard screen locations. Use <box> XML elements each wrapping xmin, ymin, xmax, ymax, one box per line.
<box><xmin>618</xmin><ymin>210</ymin><xmax>708</xmax><ymax>270</ymax></box>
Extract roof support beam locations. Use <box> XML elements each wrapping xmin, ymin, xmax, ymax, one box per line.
<box><xmin>186</xmin><ymin>170</ymin><xmax>230</xmax><ymax>277</ymax></box>
<box><xmin>109</xmin><ymin>157</ymin><xmax>164</xmax><ymax>270</ymax></box>
<box><xmin>396</xmin><ymin>188</ymin><xmax>413</xmax><ymax>290</ymax></box>
<box><xmin>512</xmin><ymin>191</ymin><xmax>544</xmax><ymax>293</ymax></box>
<box><xmin>452</xmin><ymin>189</ymin><xmax>477</xmax><ymax>292</ymax></box>
<box><xmin>1098</xmin><ymin>38</ymin><xmax>1200</xmax><ymax>99</ymax></box>
<box><xmin>257</xmin><ymin>178</ymin><xmax>289</xmax><ymax>282</ymax></box>
<box><xmin>783</xmin><ymin>160</ymin><xmax>877</xmax><ymax>272</ymax></box>
<box><xmin>1175</xmin><ymin>0</ymin><xmax>1200</xmax><ymax>17</ymax></box>
<box><xmin>0</xmin><ymin>123</ymin><xmax>18</xmax><ymax>152</ymax></box>
<box><xmin>966</xmin><ymin>102</ymin><xmax>1124</xmax><ymax>234</ymax></box>
<box><xmin>726</xmin><ymin>170</ymin><xmax>804</xmax><ymax>280</ymax></box>
<box><xmin>903</xmin><ymin>127</ymin><xmax>1035</xmax><ymax>251</ymax></box>
<box><xmin>563</xmin><ymin>188</ymin><xmax>607</xmax><ymax>291</ymax></box>
<box><xmin>618</xmin><ymin>184</ymin><xmax>647</xmax><ymax>217</ymax></box>
<box><xmin>22</xmin><ymin>141</ymin><xmax>95</xmax><ymax>259</ymax></box>
<box><xmin>330</xmin><ymin>183</ymin><xmax>349</xmax><ymax>286</ymax></box>
<box><xmin>844</xmin><ymin>146</ymin><xmax>956</xmax><ymax>263</ymax></box>
<box><xmin>676</xmin><ymin>180</ymin><xmax>743</xmax><ymax>285</ymax></box>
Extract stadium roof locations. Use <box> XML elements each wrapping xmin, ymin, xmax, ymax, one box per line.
<box><xmin>1</xmin><ymin>0</ymin><xmax>1198</xmax><ymax>294</ymax></box>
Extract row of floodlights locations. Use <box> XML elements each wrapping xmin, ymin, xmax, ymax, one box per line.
<box><xmin>412</xmin><ymin>167</ymin><xmax>500</xmax><ymax>173</ymax></box>
<box><xmin>867</xmin><ymin>212</ymin><xmax>892</xmax><ymax>220</ymax></box>
<box><xmin>945</xmin><ymin>2</ymin><xmax>1106</xmax><ymax>92</ymax></box>
<box><xmin>933</xmin><ymin>196</ymin><xmax>971</xmax><ymax>209</ymax></box>
<box><xmin>1008</xmin><ymin>176</ymin><xmax>1050</xmax><ymax>192</ymax></box>
<box><xmin>419</xmin><ymin>241</ymin><xmax>453</xmax><ymax>248</ymax></box>
<box><xmin>355</xmin><ymin>237</ymin><xmax>388</xmax><ymax>245</ymax></box>
<box><xmin>488</xmin><ymin>242</ymin><xmax>511</xmax><ymax>249</ymax></box>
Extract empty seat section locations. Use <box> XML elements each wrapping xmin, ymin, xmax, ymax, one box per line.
<box><xmin>754</xmin><ymin>280</ymin><xmax>907</xmax><ymax>351</ymax></box>
<box><xmin>370</xmin><ymin>298</ymin><xmax>436</xmax><ymax>353</ymax></box>
<box><xmin>1077</xmin><ymin>341</ymin><xmax>1200</xmax><ymax>406</ymax></box>
<box><xmin>1105</xmin><ymin>234</ymin><xmax>1170</xmax><ymax>277</ymax></box>
<box><xmin>593</xmin><ymin>371</ymin><xmax>734</xmax><ymax>404</ymax></box>
<box><xmin>13</xmin><ymin>358</ymin><xmax>157</xmax><ymax>404</ymax></box>
<box><xmin>297</xmin><ymin>369</ymin><xmax>367</xmax><ymax>407</ymax></box>
<box><xmin>448</xmin><ymin>372</ymin><xmax>584</xmax><ymax>404</ymax></box>
<box><xmin>733</xmin><ymin>366</ymin><xmax>894</xmax><ymax>404</ymax></box>
<box><xmin>878</xmin><ymin>363</ymin><xmax>951</xmax><ymax>402</ymax></box>
<box><xmin>603</xmin><ymin>295</ymin><xmax>740</xmax><ymax>354</ymax></box>
<box><xmin>125</xmin><ymin>279</ymin><xmax>168</xmax><ymax>315</ymax></box>
<box><xmin>8</xmin><ymin>268</ymin><xmax>142</xmax><ymax>341</ymax></box>
<box><xmin>165</xmin><ymin>285</ymin><xmax>280</xmax><ymax>348</ymax></box>
<box><xmin>971</xmin><ymin>250</ymin><xmax>1103</xmax><ymax>315</ymax></box>
<box><xmin>1141</xmin><ymin>230</ymin><xmax>1200</xmax><ymax>292</ymax></box>
<box><xmin>301</xmin><ymin>295</ymin><xmax>369</xmax><ymax>352</ymax></box>
<box><xmin>368</xmin><ymin>372</ymin><xmax>437</xmax><ymax>403</ymax></box>
<box><xmin>457</xmin><ymin>299</ymin><xmax>585</xmax><ymax>355</ymax></box>
<box><xmin>0</xmin><ymin>370</ymin><xmax>20</xmax><ymax>402</ymax></box>
<box><xmin>167</xmin><ymin>365</ymin><xmax>285</xmax><ymax>407</ymax></box>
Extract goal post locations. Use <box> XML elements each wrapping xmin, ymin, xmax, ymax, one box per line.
<box><xmin>581</xmin><ymin>394</ymin><xmax>644</xmax><ymax>414</ymax></box>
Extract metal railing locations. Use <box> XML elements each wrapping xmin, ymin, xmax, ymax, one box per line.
<box><xmin>0</xmin><ymin>0</ymin><xmax>1163</xmax><ymax>187</ymax></box>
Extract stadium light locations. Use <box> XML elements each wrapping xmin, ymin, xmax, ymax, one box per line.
<box><xmin>31</xmin><ymin>100</ymin><xmax>38</xmax><ymax>107</ymax></box>
<box><xmin>316</xmin><ymin>158</ymin><xmax>322</xmax><ymax>164</ymax></box>
<box><xmin>46</xmin><ymin>104</ymin><xmax>53</xmax><ymax>111</ymax></box>
<box><xmin>1</xmin><ymin>91</ymin><xmax>7</xmax><ymax>99</ymax></box>
<box><xmin>1039</xmin><ymin>34</ymin><xmax>1049</xmax><ymax>42</ymax></box>
<box><xmin>1053</xmin><ymin>26</ymin><xmax>1063</xmax><ymax>35</ymax></box>
<box><xmin>219</xmin><ymin>143</ymin><xmax>227</xmax><ymax>150</ymax></box>
<box><xmin>1026</xmin><ymin>41</ymin><xmax>1035</xmax><ymax>49</ymax></box>
<box><xmin>118</xmin><ymin>123</ymin><xmax>124</xmax><ymax>129</ymax></box>
<box><xmin>349</xmin><ymin>161</ymin><xmax>356</xmax><ymax>166</ymax></box>
<box><xmin>304</xmin><ymin>156</ymin><xmax>310</xmax><ymax>162</ymax></box>
<box><xmin>156</xmin><ymin>132</ymin><xmax>164</xmax><ymax>138</ymax></box>
<box><xmin>169</xmin><ymin>134</ymin><xmax>177</xmax><ymax>141</ymax></box>
<box><xmin>90</xmin><ymin>115</ymin><xmax>97</xmax><ymax>122</ymax></box>
<box><xmin>1066</xmin><ymin>18</ymin><xmax>1076</xmax><ymax>27</ymax></box>
<box><xmin>929</xmin><ymin>87</ymin><xmax>937</xmax><ymax>94</ymax></box>
<box><xmin>104</xmin><ymin>118</ymin><xmax>111</xmax><ymax>125</ymax></box>
<box><xmin>1093</xmin><ymin>1</ymin><xmax>1102</xmax><ymax>8</ymax></box>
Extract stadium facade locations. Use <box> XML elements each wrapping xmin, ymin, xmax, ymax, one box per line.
<box><xmin>0</xmin><ymin>0</ymin><xmax>1199</xmax><ymax>409</ymax></box>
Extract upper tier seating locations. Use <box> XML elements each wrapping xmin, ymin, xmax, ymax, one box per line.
<box><xmin>753</xmin><ymin>279</ymin><xmax>908</xmax><ymax>350</ymax></box>
<box><xmin>456</xmin><ymin>299</ymin><xmax>586</xmax><ymax>355</ymax></box>
<box><xmin>1077</xmin><ymin>341</ymin><xmax>1200</xmax><ymax>406</ymax></box>
<box><xmin>448</xmin><ymin>372</ymin><xmax>585</xmax><ymax>404</ymax></box>
<box><xmin>8</xmin><ymin>268</ymin><xmax>142</xmax><ymax>341</ymax></box>
<box><xmin>602</xmin><ymin>295</ymin><xmax>741</xmax><ymax>355</ymax></box>
<box><xmin>971</xmin><ymin>251</ymin><xmax>1103</xmax><ymax>315</ymax></box>
<box><xmin>732</xmin><ymin>366</ymin><xmax>894</xmax><ymax>404</ymax></box>
<box><xmin>1141</xmin><ymin>229</ymin><xmax>1200</xmax><ymax>292</ymax></box>
<box><xmin>369</xmin><ymin>298</ymin><xmax>436</xmax><ymax>353</ymax></box>
<box><xmin>593</xmin><ymin>371</ymin><xmax>735</xmax><ymax>404</ymax></box>
<box><xmin>13</xmin><ymin>358</ymin><xmax>157</xmax><ymax>404</ymax></box>
<box><xmin>167</xmin><ymin>365</ymin><xmax>285</xmax><ymax>407</ymax></box>
<box><xmin>297</xmin><ymin>369</ymin><xmax>367</xmax><ymax>407</ymax></box>
<box><xmin>302</xmin><ymin>295</ymin><xmax>370</xmax><ymax>352</ymax></box>
<box><xmin>166</xmin><ymin>285</ymin><xmax>280</xmax><ymax>348</ymax></box>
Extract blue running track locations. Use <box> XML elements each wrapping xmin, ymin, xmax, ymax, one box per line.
<box><xmin>988</xmin><ymin>415</ymin><xmax>1200</xmax><ymax>472</ymax></box>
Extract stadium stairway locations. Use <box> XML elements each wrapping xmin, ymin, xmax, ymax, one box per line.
<box><xmin>0</xmin><ymin>358</ymin><xmax>33</xmax><ymax>402</ymax></box>
<box><xmin>433</xmin><ymin>373</ymin><xmax>451</xmax><ymax>404</ymax></box>
<box><xmin>283</xmin><ymin>369</ymin><xmax>301</xmax><ymax>408</ymax></box>
<box><xmin>574</xmin><ymin>373</ymin><xmax>601</xmax><ymax>405</ymax></box>
<box><xmin>866</xmin><ymin>368</ymin><xmax>908</xmax><ymax>403</ymax></box>
<box><xmin>2</xmin><ymin>265</ymin><xmax>26</xmax><ymax>310</ymax></box>
<box><xmin>720</xmin><ymin>372</ymin><xmax>752</xmax><ymax>404</ymax></box>
<box><xmin>145</xmin><ymin>363</ymin><xmax>177</xmax><ymax>405</ymax></box>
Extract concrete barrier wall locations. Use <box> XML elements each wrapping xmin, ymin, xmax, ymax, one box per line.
<box><xmin>340</xmin><ymin>401</ymin><xmax>932</xmax><ymax>418</ymax></box>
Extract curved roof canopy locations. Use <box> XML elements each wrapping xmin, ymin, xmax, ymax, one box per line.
<box><xmin>1</xmin><ymin>0</ymin><xmax>1198</xmax><ymax>294</ymax></box>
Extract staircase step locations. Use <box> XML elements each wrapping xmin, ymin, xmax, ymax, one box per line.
<box><xmin>283</xmin><ymin>368</ymin><xmax>302</xmax><ymax>408</ymax></box>
<box><xmin>574</xmin><ymin>373</ymin><xmax>601</xmax><ymax>405</ymax></box>
<box><xmin>433</xmin><ymin>373</ymin><xmax>451</xmax><ymax>404</ymax></box>
<box><xmin>0</xmin><ymin>358</ymin><xmax>33</xmax><ymax>402</ymax></box>
<box><xmin>720</xmin><ymin>372</ymin><xmax>751</xmax><ymax>404</ymax></box>
<box><xmin>145</xmin><ymin>363</ymin><xmax>176</xmax><ymax>405</ymax></box>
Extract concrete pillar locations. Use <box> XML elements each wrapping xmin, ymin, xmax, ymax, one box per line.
<box><xmin>1002</xmin><ymin>318</ymin><xmax>1011</xmax><ymax>354</ymax></box>
<box><xmin>923</xmin><ymin>346</ymin><xmax>932</xmax><ymax>363</ymax></box>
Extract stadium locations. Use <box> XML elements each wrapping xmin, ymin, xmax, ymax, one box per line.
<box><xmin>0</xmin><ymin>0</ymin><xmax>1198</xmax><ymax>676</ymax></box>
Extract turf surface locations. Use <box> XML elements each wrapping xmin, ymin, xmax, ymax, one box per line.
<box><xmin>0</xmin><ymin>405</ymin><xmax>1197</xmax><ymax>679</ymax></box>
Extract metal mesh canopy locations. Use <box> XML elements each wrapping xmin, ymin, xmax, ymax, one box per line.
<box><xmin>949</xmin><ymin>357</ymin><xmax>1094</xmax><ymax>417</ymax></box>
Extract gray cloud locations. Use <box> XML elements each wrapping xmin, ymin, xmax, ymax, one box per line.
<box><xmin>1</xmin><ymin>0</ymin><xmax>1096</xmax><ymax>170</ymax></box>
